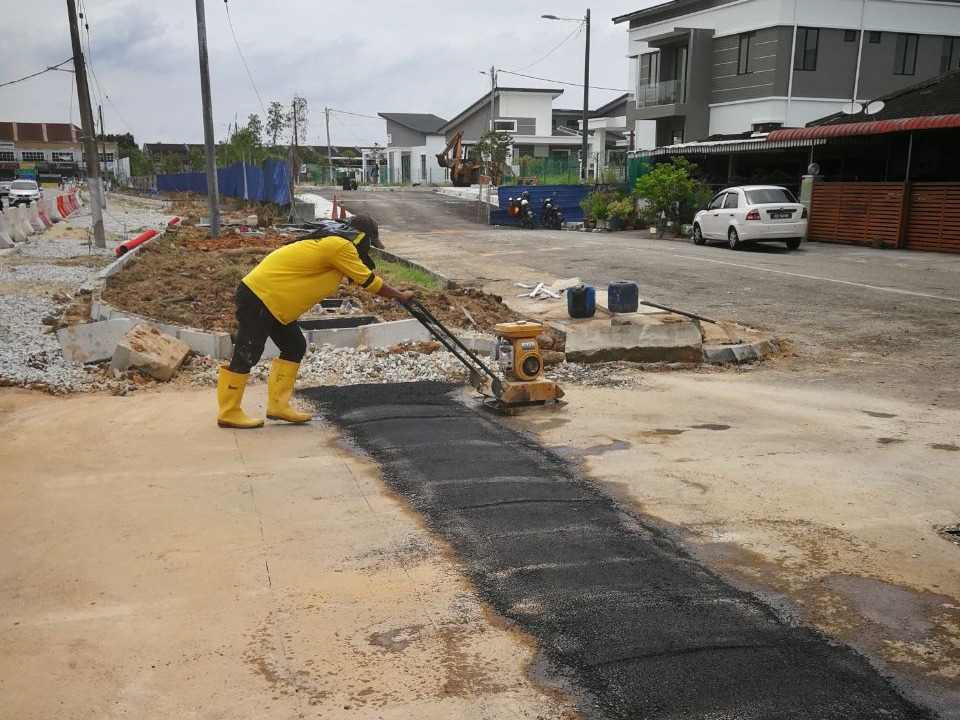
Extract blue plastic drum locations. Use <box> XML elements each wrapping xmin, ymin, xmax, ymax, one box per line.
<box><xmin>608</xmin><ymin>280</ymin><xmax>639</xmax><ymax>313</ymax></box>
<box><xmin>567</xmin><ymin>284</ymin><xmax>596</xmax><ymax>318</ymax></box>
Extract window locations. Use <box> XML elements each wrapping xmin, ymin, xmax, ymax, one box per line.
<box><xmin>708</xmin><ymin>193</ymin><xmax>726</xmax><ymax>210</ymax></box>
<box><xmin>21</xmin><ymin>151</ymin><xmax>45</xmax><ymax>162</ymax></box>
<box><xmin>671</xmin><ymin>128</ymin><xmax>684</xmax><ymax>145</ymax></box>
<box><xmin>844</xmin><ymin>30</ymin><xmax>858</xmax><ymax>43</ymax></box>
<box><xmin>51</xmin><ymin>151</ymin><xmax>74</xmax><ymax>162</ymax></box>
<box><xmin>745</xmin><ymin>187</ymin><xmax>797</xmax><ymax>204</ymax></box>
<box><xmin>0</xmin><ymin>151</ymin><xmax>14</xmax><ymax>162</ymax></box>
<box><xmin>895</xmin><ymin>33</ymin><xmax>918</xmax><ymax>75</ymax></box>
<box><xmin>722</xmin><ymin>192</ymin><xmax>740</xmax><ymax>209</ymax></box>
<box><xmin>99</xmin><ymin>152</ymin><xmax>116</xmax><ymax>163</ymax></box>
<box><xmin>639</xmin><ymin>51</ymin><xmax>659</xmax><ymax>87</ymax></box>
<box><xmin>941</xmin><ymin>37</ymin><xmax>960</xmax><ymax>73</ymax></box>
<box><xmin>493</xmin><ymin>119</ymin><xmax>516</xmax><ymax>133</ymax></box>
<box><xmin>738</xmin><ymin>32</ymin><xmax>755</xmax><ymax>74</ymax></box>
<box><xmin>869</xmin><ymin>31</ymin><xmax>882</xmax><ymax>44</ymax></box>
<box><xmin>794</xmin><ymin>27</ymin><xmax>819</xmax><ymax>71</ymax></box>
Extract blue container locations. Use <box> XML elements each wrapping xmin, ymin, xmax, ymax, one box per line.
<box><xmin>567</xmin><ymin>284</ymin><xmax>596</xmax><ymax>318</ymax></box>
<box><xmin>608</xmin><ymin>280</ymin><xmax>639</xmax><ymax>313</ymax></box>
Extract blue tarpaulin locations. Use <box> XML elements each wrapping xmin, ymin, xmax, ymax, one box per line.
<box><xmin>492</xmin><ymin>184</ymin><xmax>589</xmax><ymax>226</ymax></box>
<box><xmin>157</xmin><ymin>160</ymin><xmax>292</xmax><ymax>205</ymax></box>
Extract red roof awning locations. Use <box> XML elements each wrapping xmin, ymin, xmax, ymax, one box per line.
<box><xmin>767</xmin><ymin>114</ymin><xmax>960</xmax><ymax>142</ymax></box>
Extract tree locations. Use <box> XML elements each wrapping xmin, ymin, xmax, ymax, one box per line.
<box><xmin>266</xmin><ymin>101</ymin><xmax>287</xmax><ymax>146</ymax></box>
<box><xmin>287</xmin><ymin>94</ymin><xmax>308</xmax><ymax>145</ymax></box>
<box><xmin>468</xmin><ymin>130</ymin><xmax>511</xmax><ymax>166</ymax></box>
<box><xmin>246</xmin><ymin>113</ymin><xmax>263</xmax><ymax>146</ymax></box>
<box><xmin>633</xmin><ymin>157</ymin><xmax>698</xmax><ymax>236</ymax></box>
<box><xmin>103</xmin><ymin>133</ymin><xmax>151</xmax><ymax>177</ymax></box>
<box><xmin>187</xmin><ymin>147</ymin><xmax>205</xmax><ymax>172</ymax></box>
<box><xmin>160</xmin><ymin>153</ymin><xmax>183</xmax><ymax>175</ymax></box>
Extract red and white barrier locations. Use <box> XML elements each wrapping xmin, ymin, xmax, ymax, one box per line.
<box><xmin>27</xmin><ymin>202</ymin><xmax>46</xmax><ymax>232</ymax></box>
<box><xmin>0</xmin><ymin>211</ymin><xmax>17</xmax><ymax>247</ymax></box>
<box><xmin>36</xmin><ymin>201</ymin><xmax>52</xmax><ymax>228</ymax></box>
<box><xmin>44</xmin><ymin>196</ymin><xmax>63</xmax><ymax>223</ymax></box>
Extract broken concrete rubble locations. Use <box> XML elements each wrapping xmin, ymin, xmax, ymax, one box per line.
<box><xmin>108</xmin><ymin>323</ymin><xmax>190</xmax><ymax>382</ymax></box>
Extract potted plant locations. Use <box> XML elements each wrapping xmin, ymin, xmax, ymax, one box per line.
<box><xmin>579</xmin><ymin>189</ymin><xmax>613</xmax><ymax>229</ymax></box>
<box><xmin>606</xmin><ymin>196</ymin><xmax>637</xmax><ymax>231</ymax></box>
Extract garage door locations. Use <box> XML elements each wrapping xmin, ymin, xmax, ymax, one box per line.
<box><xmin>905</xmin><ymin>183</ymin><xmax>960</xmax><ymax>253</ymax></box>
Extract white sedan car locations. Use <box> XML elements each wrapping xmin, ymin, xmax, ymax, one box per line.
<box><xmin>693</xmin><ymin>185</ymin><xmax>807</xmax><ymax>250</ymax></box>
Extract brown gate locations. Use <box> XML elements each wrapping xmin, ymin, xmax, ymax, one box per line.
<box><xmin>905</xmin><ymin>183</ymin><xmax>960</xmax><ymax>253</ymax></box>
<box><xmin>809</xmin><ymin>182</ymin><xmax>907</xmax><ymax>247</ymax></box>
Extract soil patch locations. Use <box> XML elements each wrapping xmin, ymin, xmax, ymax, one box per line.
<box><xmin>101</xmin><ymin>225</ymin><xmax>518</xmax><ymax>335</ymax></box>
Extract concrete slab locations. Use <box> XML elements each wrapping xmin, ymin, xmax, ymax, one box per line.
<box><xmin>557</xmin><ymin>318</ymin><xmax>703</xmax><ymax>364</ymax></box>
<box><xmin>57</xmin><ymin>318</ymin><xmax>137</xmax><ymax>364</ymax></box>
<box><xmin>178</xmin><ymin>328</ymin><xmax>232</xmax><ymax>358</ymax></box>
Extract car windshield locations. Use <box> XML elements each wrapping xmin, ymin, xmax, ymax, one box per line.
<box><xmin>11</xmin><ymin>181</ymin><xmax>38</xmax><ymax>190</ymax></box>
<box><xmin>744</xmin><ymin>188</ymin><xmax>796</xmax><ymax>205</ymax></box>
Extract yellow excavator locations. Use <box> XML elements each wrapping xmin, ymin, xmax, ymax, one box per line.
<box><xmin>435</xmin><ymin>130</ymin><xmax>505</xmax><ymax>187</ymax></box>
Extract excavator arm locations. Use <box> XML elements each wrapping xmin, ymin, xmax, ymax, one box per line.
<box><xmin>436</xmin><ymin>130</ymin><xmax>464</xmax><ymax>170</ymax></box>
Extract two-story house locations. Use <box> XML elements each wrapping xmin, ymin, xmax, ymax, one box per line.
<box><xmin>377</xmin><ymin>113</ymin><xmax>448</xmax><ymax>184</ymax></box>
<box><xmin>614</xmin><ymin>0</ymin><xmax>960</xmax><ymax>150</ymax></box>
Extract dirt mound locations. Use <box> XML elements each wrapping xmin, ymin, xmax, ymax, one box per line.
<box><xmin>101</xmin><ymin>228</ymin><xmax>517</xmax><ymax>336</ymax></box>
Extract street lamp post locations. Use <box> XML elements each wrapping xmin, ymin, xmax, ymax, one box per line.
<box><xmin>543</xmin><ymin>8</ymin><xmax>591</xmax><ymax>183</ymax></box>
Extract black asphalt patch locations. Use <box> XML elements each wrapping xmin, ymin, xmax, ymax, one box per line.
<box><xmin>305</xmin><ymin>381</ymin><xmax>934</xmax><ymax>720</ymax></box>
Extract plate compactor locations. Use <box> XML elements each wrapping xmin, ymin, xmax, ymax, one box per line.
<box><xmin>403</xmin><ymin>299</ymin><xmax>564</xmax><ymax>413</ymax></box>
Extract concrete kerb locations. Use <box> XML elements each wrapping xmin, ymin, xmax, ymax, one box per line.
<box><xmin>82</xmin><ymin>232</ymin><xmax>442</xmax><ymax>364</ymax></box>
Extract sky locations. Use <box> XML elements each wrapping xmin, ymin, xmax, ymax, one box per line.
<box><xmin>1</xmin><ymin>1</ymin><xmax>660</xmax><ymax>149</ymax></box>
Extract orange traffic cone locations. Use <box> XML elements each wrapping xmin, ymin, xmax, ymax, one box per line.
<box><xmin>331</xmin><ymin>196</ymin><xmax>338</xmax><ymax>219</ymax></box>
<box><xmin>339</xmin><ymin>200</ymin><xmax>347</xmax><ymax>219</ymax></box>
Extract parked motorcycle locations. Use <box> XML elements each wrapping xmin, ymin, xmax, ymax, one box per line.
<box><xmin>540</xmin><ymin>195</ymin><xmax>564</xmax><ymax>230</ymax></box>
<box><xmin>519</xmin><ymin>191</ymin><xmax>535</xmax><ymax>229</ymax></box>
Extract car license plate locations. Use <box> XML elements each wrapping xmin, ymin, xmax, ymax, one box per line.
<box><xmin>768</xmin><ymin>211</ymin><xmax>793</xmax><ymax>219</ymax></box>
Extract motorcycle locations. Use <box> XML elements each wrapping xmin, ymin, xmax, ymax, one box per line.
<box><xmin>519</xmin><ymin>197</ymin><xmax>535</xmax><ymax>229</ymax></box>
<box><xmin>540</xmin><ymin>195</ymin><xmax>564</xmax><ymax>230</ymax></box>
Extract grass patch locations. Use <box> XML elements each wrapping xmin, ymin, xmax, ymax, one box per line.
<box><xmin>376</xmin><ymin>258</ymin><xmax>446</xmax><ymax>290</ymax></box>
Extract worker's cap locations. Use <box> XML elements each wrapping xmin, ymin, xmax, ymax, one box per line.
<box><xmin>345</xmin><ymin>213</ymin><xmax>384</xmax><ymax>271</ymax></box>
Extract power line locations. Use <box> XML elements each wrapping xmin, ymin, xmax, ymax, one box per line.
<box><xmin>515</xmin><ymin>23</ymin><xmax>583</xmax><ymax>72</ymax></box>
<box><xmin>77</xmin><ymin>2</ymin><xmax>133</xmax><ymax>133</ymax></box>
<box><xmin>328</xmin><ymin>108</ymin><xmax>381</xmax><ymax>121</ymax></box>
<box><xmin>329</xmin><ymin>112</ymin><xmax>380</xmax><ymax>146</ymax></box>
<box><xmin>0</xmin><ymin>58</ymin><xmax>73</xmax><ymax>89</ymax></box>
<box><xmin>497</xmin><ymin>69</ymin><xmax>627</xmax><ymax>93</ymax></box>
<box><xmin>223</xmin><ymin>0</ymin><xmax>267</xmax><ymax>118</ymax></box>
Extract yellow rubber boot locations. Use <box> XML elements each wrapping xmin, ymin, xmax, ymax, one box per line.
<box><xmin>266</xmin><ymin>359</ymin><xmax>312</xmax><ymax>423</ymax></box>
<box><xmin>217</xmin><ymin>367</ymin><xmax>264</xmax><ymax>429</ymax></box>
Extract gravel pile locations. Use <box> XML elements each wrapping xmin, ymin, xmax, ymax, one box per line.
<box><xmin>1</xmin><ymin>194</ymin><xmax>643</xmax><ymax>397</ymax></box>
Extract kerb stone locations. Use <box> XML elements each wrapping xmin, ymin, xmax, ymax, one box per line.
<box><xmin>563</xmin><ymin>320</ymin><xmax>703</xmax><ymax>364</ymax></box>
<box><xmin>57</xmin><ymin>318</ymin><xmax>138</xmax><ymax>363</ymax></box>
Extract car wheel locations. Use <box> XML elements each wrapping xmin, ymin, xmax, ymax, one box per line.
<box><xmin>786</xmin><ymin>238</ymin><xmax>801</xmax><ymax>250</ymax></box>
<box><xmin>728</xmin><ymin>228</ymin><xmax>742</xmax><ymax>250</ymax></box>
<box><xmin>693</xmin><ymin>224</ymin><xmax>705</xmax><ymax>245</ymax></box>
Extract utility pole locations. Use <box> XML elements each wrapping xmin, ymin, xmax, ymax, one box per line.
<box><xmin>97</xmin><ymin>104</ymin><xmax>107</xmax><ymax>208</ymax></box>
<box><xmin>325</xmin><ymin>107</ymin><xmax>333</xmax><ymax>185</ymax></box>
<box><xmin>581</xmin><ymin>8</ymin><xmax>591</xmax><ymax>183</ymax></box>
<box><xmin>66</xmin><ymin>0</ymin><xmax>105</xmax><ymax>248</ymax></box>
<box><xmin>488</xmin><ymin>65</ymin><xmax>496</xmax><ymax>131</ymax></box>
<box><xmin>194</xmin><ymin>0</ymin><xmax>221</xmax><ymax>238</ymax></box>
<box><xmin>289</xmin><ymin>100</ymin><xmax>298</xmax><ymax>210</ymax></box>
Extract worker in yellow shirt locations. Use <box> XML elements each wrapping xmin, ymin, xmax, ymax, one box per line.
<box><xmin>217</xmin><ymin>213</ymin><xmax>415</xmax><ymax>429</ymax></box>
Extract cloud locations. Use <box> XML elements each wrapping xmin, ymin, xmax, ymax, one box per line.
<box><xmin>2</xmin><ymin>0</ymin><xmax>650</xmax><ymax>146</ymax></box>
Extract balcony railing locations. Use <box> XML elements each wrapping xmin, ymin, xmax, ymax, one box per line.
<box><xmin>636</xmin><ymin>78</ymin><xmax>686</xmax><ymax>108</ymax></box>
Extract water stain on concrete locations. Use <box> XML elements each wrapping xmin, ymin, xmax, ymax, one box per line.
<box><xmin>368</xmin><ymin>625</ymin><xmax>423</xmax><ymax>652</ymax></box>
<box><xmin>689</xmin><ymin>423</ymin><xmax>731</xmax><ymax>431</ymax></box>
<box><xmin>929</xmin><ymin>443</ymin><xmax>959</xmax><ymax>452</ymax></box>
<box><xmin>554</xmin><ymin>438</ymin><xmax>631</xmax><ymax>458</ymax></box>
<box><xmin>878</xmin><ymin>437</ymin><xmax>905</xmax><ymax>445</ymax></box>
<box><xmin>863</xmin><ymin>410</ymin><xmax>898</xmax><ymax>418</ymax></box>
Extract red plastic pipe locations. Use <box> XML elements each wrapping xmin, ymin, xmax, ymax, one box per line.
<box><xmin>167</xmin><ymin>216</ymin><xmax>181</xmax><ymax>227</ymax></box>
<box><xmin>116</xmin><ymin>228</ymin><xmax>158</xmax><ymax>256</ymax></box>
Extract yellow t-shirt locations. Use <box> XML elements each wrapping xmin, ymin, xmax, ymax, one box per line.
<box><xmin>242</xmin><ymin>236</ymin><xmax>383</xmax><ymax>324</ymax></box>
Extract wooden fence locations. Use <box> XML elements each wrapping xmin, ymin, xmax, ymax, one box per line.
<box><xmin>809</xmin><ymin>181</ymin><xmax>960</xmax><ymax>253</ymax></box>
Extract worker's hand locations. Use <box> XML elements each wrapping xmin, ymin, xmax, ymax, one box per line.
<box><xmin>397</xmin><ymin>289</ymin><xmax>416</xmax><ymax>305</ymax></box>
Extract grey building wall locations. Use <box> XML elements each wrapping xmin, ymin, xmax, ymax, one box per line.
<box><xmin>858</xmin><ymin>32</ymin><xmax>947</xmax><ymax>99</ymax></box>
<box><xmin>790</xmin><ymin>28</ymin><xmax>862</xmax><ymax>99</ymax></box>
<box><xmin>710</xmin><ymin>27</ymin><xmax>783</xmax><ymax>104</ymax></box>
<box><xmin>386</xmin><ymin>122</ymin><xmax>425</xmax><ymax>148</ymax></box>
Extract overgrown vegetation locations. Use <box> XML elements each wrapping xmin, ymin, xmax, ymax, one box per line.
<box><xmin>375</xmin><ymin>259</ymin><xmax>447</xmax><ymax>291</ymax></box>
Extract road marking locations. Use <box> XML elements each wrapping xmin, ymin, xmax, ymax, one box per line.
<box><xmin>671</xmin><ymin>255</ymin><xmax>960</xmax><ymax>303</ymax></box>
